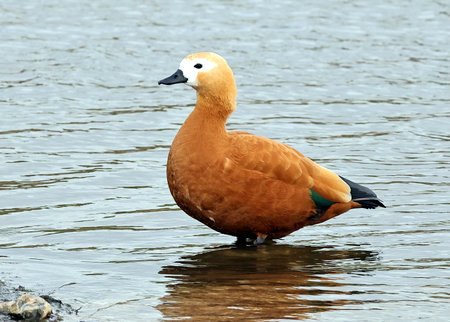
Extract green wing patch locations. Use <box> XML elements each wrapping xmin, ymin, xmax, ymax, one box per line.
<box><xmin>310</xmin><ymin>189</ymin><xmax>335</xmax><ymax>209</ymax></box>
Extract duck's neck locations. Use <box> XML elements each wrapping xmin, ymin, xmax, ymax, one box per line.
<box><xmin>175</xmin><ymin>92</ymin><xmax>236</xmax><ymax>155</ymax></box>
<box><xmin>195</xmin><ymin>90</ymin><xmax>236</xmax><ymax>120</ymax></box>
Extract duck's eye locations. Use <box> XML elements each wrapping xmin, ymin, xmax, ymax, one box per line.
<box><xmin>194</xmin><ymin>63</ymin><xmax>203</xmax><ymax>69</ymax></box>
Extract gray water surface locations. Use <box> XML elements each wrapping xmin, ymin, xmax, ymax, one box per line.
<box><xmin>1</xmin><ymin>0</ymin><xmax>449</xmax><ymax>321</ymax></box>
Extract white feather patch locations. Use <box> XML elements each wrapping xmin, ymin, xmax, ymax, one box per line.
<box><xmin>179</xmin><ymin>58</ymin><xmax>217</xmax><ymax>88</ymax></box>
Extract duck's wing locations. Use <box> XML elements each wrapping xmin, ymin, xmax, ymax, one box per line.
<box><xmin>227</xmin><ymin>132</ymin><xmax>351</xmax><ymax>204</ymax></box>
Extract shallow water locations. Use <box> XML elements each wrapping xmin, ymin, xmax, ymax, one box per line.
<box><xmin>1</xmin><ymin>0</ymin><xmax>449</xmax><ymax>321</ymax></box>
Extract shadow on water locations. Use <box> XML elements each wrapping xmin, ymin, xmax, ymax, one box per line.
<box><xmin>157</xmin><ymin>244</ymin><xmax>379</xmax><ymax>321</ymax></box>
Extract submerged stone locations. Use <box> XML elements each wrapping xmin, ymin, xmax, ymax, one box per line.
<box><xmin>0</xmin><ymin>293</ymin><xmax>52</xmax><ymax>321</ymax></box>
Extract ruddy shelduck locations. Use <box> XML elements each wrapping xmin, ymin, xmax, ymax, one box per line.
<box><xmin>159</xmin><ymin>52</ymin><xmax>385</xmax><ymax>245</ymax></box>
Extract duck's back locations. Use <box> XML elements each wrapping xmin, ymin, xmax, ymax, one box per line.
<box><xmin>226</xmin><ymin>131</ymin><xmax>352</xmax><ymax>203</ymax></box>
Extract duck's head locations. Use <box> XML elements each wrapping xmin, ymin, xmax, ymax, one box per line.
<box><xmin>159</xmin><ymin>52</ymin><xmax>237</xmax><ymax>111</ymax></box>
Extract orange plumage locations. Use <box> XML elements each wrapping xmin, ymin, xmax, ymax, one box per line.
<box><xmin>159</xmin><ymin>52</ymin><xmax>385</xmax><ymax>244</ymax></box>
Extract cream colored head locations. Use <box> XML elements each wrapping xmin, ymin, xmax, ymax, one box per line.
<box><xmin>159</xmin><ymin>52</ymin><xmax>237</xmax><ymax>112</ymax></box>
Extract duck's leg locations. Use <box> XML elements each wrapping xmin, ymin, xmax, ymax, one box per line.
<box><xmin>253</xmin><ymin>233</ymin><xmax>268</xmax><ymax>246</ymax></box>
<box><xmin>236</xmin><ymin>236</ymin><xmax>247</xmax><ymax>245</ymax></box>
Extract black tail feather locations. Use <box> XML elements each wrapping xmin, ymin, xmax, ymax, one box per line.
<box><xmin>339</xmin><ymin>176</ymin><xmax>386</xmax><ymax>209</ymax></box>
<box><xmin>352</xmin><ymin>197</ymin><xmax>386</xmax><ymax>209</ymax></box>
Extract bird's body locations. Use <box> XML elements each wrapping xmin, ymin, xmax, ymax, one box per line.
<box><xmin>159</xmin><ymin>52</ymin><xmax>385</xmax><ymax>243</ymax></box>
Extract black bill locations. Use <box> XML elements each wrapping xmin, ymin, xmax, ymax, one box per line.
<box><xmin>158</xmin><ymin>69</ymin><xmax>188</xmax><ymax>85</ymax></box>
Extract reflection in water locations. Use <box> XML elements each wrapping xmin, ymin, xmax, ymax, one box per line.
<box><xmin>158</xmin><ymin>245</ymin><xmax>378</xmax><ymax>321</ymax></box>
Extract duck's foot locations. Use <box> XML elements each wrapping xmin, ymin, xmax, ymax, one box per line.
<box><xmin>235</xmin><ymin>236</ymin><xmax>247</xmax><ymax>246</ymax></box>
<box><xmin>235</xmin><ymin>234</ymin><xmax>269</xmax><ymax>246</ymax></box>
<box><xmin>253</xmin><ymin>233</ymin><xmax>268</xmax><ymax>246</ymax></box>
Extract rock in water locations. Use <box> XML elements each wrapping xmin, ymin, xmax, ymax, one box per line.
<box><xmin>0</xmin><ymin>293</ymin><xmax>52</xmax><ymax>321</ymax></box>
